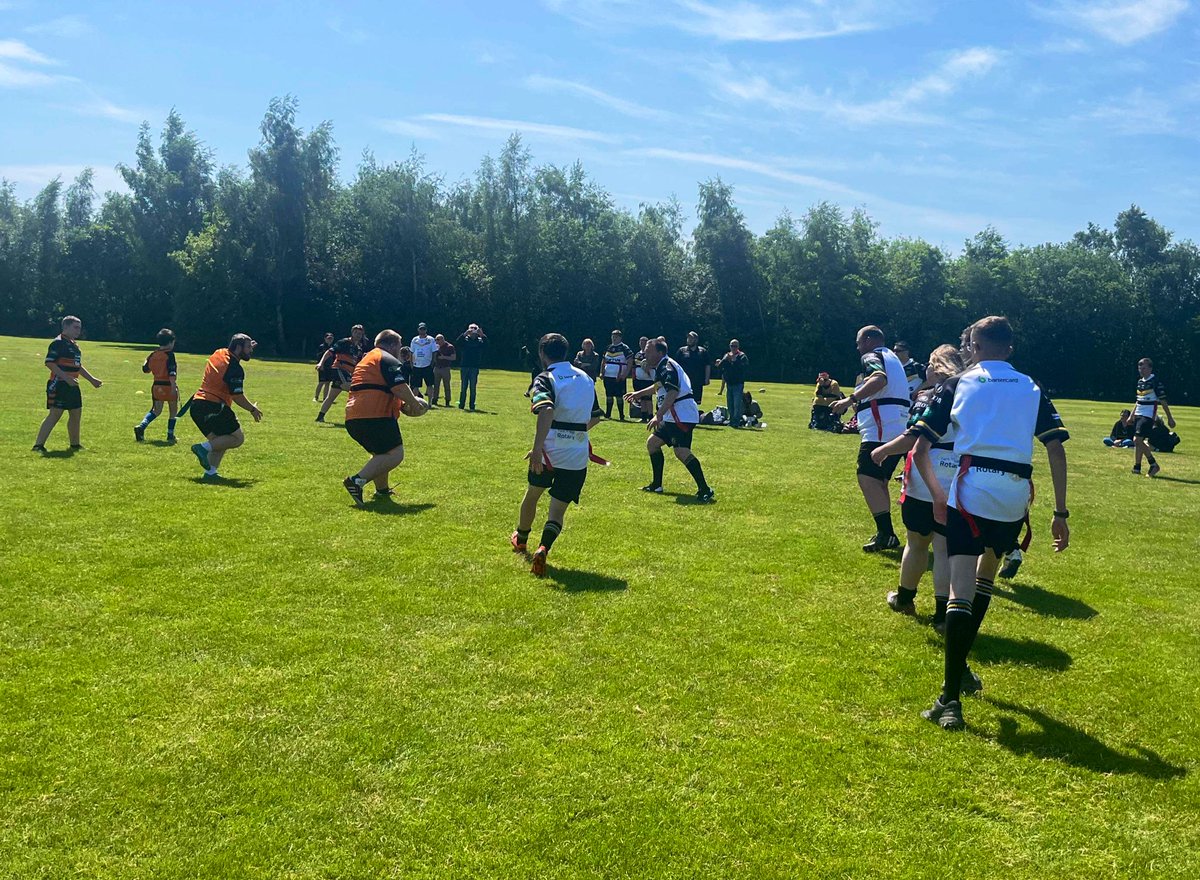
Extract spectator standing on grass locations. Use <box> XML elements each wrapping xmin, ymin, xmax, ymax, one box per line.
<box><xmin>431</xmin><ymin>333</ymin><xmax>455</xmax><ymax>406</ymax></box>
<box><xmin>716</xmin><ymin>340</ymin><xmax>749</xmax><ymax>428</ymax></box>
<box><xmin>456</xmin><ymin>323</ymin><xmax>486</xmax><ymax>410</ymax></box>
<box><xmin>33</xmin><ymin>315</ymin><xmax>103</xmax><ymax>454</ymax></box>
<box><xmin>676</xmin><ymin>332</ymin><xmax>711</xmax><ymax>406</ymax></box>
<box><xmin>409</xmin><ymin>323</ymin><xmax>437</xmax><ymax>399</ymax></box>
<box><xmin>573</xmin><ymin>338</ymin><xmax>601</xmax><ymax>383</ymax></box>
<box><xmin>1131</xmin><ymin>357</ymin><xmax>1176</xmax><ymax>477</ymax></box>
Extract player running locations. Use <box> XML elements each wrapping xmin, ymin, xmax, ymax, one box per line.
<box><xmin>315</xmin><ymin>325</ymin><xmax>365</xmax><ymax>423</ymax></box>
<box><xmin>1131</xmin><ymin>357</ymin><xmax>1176</xmax><ymax>478</ymax></box>
<box><xmin>33</xmin><ymin>315</ymin><xmax>102</xmax><ymax>453</ymax></box>
<box><xmin>134</xmin><ymin>328</ymin><xmax>179</xmax><ymax>443</ymax></box>
<box><xmin>512</xmin><ymin>333</ymin><xmax>604</xmax><ymax>577</ymax></box>
<box><xmin>911</xmin><ymin>316</ymin><xmax>1070</xmax><ymax>731</ymax></box>
<box><xmin>829</xmin><ymin>325</ymin><xmax>910</xmax><ymax>551</ymax></box>
<box><xmin>187</xmin><ymin>334</ymin><xmax>262</xmax><ymax>480</ymax></box>
<box><xmin>624</xmin><ymin>339</ymin><xmax>715</xmax><ymax>503</ymax></box>
<box><xmin>342</xmin><ymin>330</ymin><xmax>430</xmax><ymax>506</ymax></box>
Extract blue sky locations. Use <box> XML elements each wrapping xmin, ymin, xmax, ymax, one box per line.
<box><xmin>2</xmin><ymin>0</ymin><xmax>1198</xmax><ymax>250</ymax></box>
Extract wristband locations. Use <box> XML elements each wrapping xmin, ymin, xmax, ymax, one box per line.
<box><xmin>1053</xmin><ymin>510</ymin><xmax>1069</xmax><ymax>519</ymax></box>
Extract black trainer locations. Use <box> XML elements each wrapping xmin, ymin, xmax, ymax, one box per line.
<box><xmin>343</xmin><ymin>476</ymin><xmax>365</xmax><ymax>508</ymax></box>
<box><xmin>32</xmin><ymin>444</ymin><xmax>46</xmax><ymax>453</ymax></box>
<box><xmin>134</xmin><ymin>425</ymin><xmax>145</xmax><ymax>442</ymax></box>
<box><xmin>999</xmin><ymin>551</ymin><xmax>1022</xmax><ymax>580</ymax></box>
<box><xmin>863</xmin><ymin>533</ymin><xmax>901</xmax><ymax>552</ymax></box>
<box><xmin>886</xmin><ymin>590</ymin><xmax>916</xmax><ymax>615</ymax></box>
<box><xmin>315</xmin><ymin>413</ymin><xmax>325</xmax><ymax>423</ymax></box>
<box><xmin>921</xmin><ymin>697</ymin><xmax>965</xmax><ymax>730</ymax></box>
<box><xmin>641</xmin><ymin>484</ymin><xmax>664</xmax><ymax>493</ymax></box>
<box><xmin>696</xmin><ymin>487</ymin><xmax>716</xmax><ymax>504</ymax></box>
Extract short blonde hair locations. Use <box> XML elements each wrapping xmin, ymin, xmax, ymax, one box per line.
<box><xmin>927</xmin><ymin>344</ymin><xmax>964</xmax><ymax>378</ymax></box>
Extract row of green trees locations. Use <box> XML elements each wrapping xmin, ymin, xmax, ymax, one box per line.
<box><xmin>2</xmin><ymin>98</ymin><xmax>1197</xmax><ymax>401</ymax></box>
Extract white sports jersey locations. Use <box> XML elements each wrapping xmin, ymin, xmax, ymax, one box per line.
<box><xmin>634</xmin><ymin>351</ymin><xmax>654</xmax><ymax>382</ymax></box>
<box><xmin>655</xmin><ymin>357</ymin><xmax>700</xmax><ymax>424</ymax></box>
<box><xmin>916</xmin><ymin>360</ymin><xmax>1069</xmax><ymax>522</ymax></box>
<box><xmin>529</xmin><ymin>361</ymin><xmax>602</xmax><ymax>470</ymax></box>
<box><xmin>1133</xmin><ymin>373</ymin><xmax>1167</xmax><ymax>418</ymax></box>
<box><xmin>903</xmin><ymin>389</ymin><xmax>959</xmax><ymax>504</ymax></box>
<box><xmin>410</xmin><ymin>335</ymin><xmax>437</xmax><ymax>367</ymax></box>
<box><xmin>855</xmin><ymin>347</ymin><xmax>910</xmax><ymax>444</ymax></box>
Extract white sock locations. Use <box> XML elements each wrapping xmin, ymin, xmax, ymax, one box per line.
<box><xmin>205</xmin><ymin>467</ymin><xmax>218</xmax><ymax>476</ymax></box>
<box><xmin>201</xmin><ymin>441</ymin><xmax>213</xmax><ymax>452</ymax></box>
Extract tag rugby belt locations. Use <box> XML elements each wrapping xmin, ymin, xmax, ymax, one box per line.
<box><xmin>954</xmin><ymin>453</ymin><xmax>1035</xmax><ymax>551</ymax></box>
<box><xmin>855</xmin><ymin>397</ymin><xmax>909</xmax><ymax>413</ymax></box>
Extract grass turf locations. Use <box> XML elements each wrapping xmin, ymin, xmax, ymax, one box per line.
<box><xmin>1</xmin><ymin>335</ymin><xmax>1197</xmax><ymax>879</ymax></box>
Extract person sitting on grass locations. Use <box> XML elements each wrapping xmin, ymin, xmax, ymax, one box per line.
<box><xmin>741</xmin><ymin>391</ymin><xmax>764</xmax><ymax>427</ymax></box>
<box><xmin>1104</xmin><ymin>410</ymin><xmax>1135</xmax><ymax>448</ymax></box>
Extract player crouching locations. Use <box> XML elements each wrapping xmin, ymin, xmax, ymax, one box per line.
<box><xmin>513</xmin><ymin>333</ymin><xmax>604</xmax><ymax>577</ymax></box>
<box><xmin>342</xmin><ymin>330</ymin><xmax>429</xmax><ymax>506</ymax></box>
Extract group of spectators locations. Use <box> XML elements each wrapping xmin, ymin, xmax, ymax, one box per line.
<box><xmin>558</xmin><ymin>331</ymin><xmax>757</xmax><ymax>427</ymax></box>
<box><xmin>316</xmin><ymin>322</ymin><xmax>487</xmax><ymax>415</ymax></box>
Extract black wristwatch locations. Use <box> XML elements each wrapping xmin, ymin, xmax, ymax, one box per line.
<box><xmin>1053</xmin><ymin>510</ymin><xmax>1069</xmax><ymax>519</ymax></box>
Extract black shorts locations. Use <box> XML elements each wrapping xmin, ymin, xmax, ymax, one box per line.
<box><xmin>654</xmin><ymin>422</ymin><xmax>694</xmax><ymax>449</ymax></box>
<box><xmin>318</xmin><ymin>366</ymin><xmax>338</xmax><ymax>382</ymax></box>
<box><xmin>901</xmin><ymin>497</ymin><xmax>944</xmax><ymax>537</ymax></box>
<box><xmin>46</xmin><ymin>379</ymin><xmax>82</xmax><ymax>410</ymax></box>
<box><xmin>189</xmin><ymin>399</ymin><xmax>240</xmax><ymax>437</ymax></box>
<box><xmin>1133</xmin><ymin>415</ymin><xmax>1156</xmax><ymax>438</ymax></box>
<box><xmin>945</xmin><ymin>506</ymin><xmax>1023</xmax><ymax>557</ymax></box>
<box><xmin>602</xmin><ymin>377</ymin><xmax>627</xmax><ymax>397</ymax></box>
<box><xmin>412</xmin><ymin>365</ymin><xmax>434</xmax><ymax>388</ymax></box>
<box><xmin>528</xmin><ymin>465</ymin><xmax>588</xmax><ymax>504</ymax></box>
<box><xmin>858</xmin><ymin>442</ymin><xmax>901</xmax><ymax>480</ymax></box>
<box><xmin>346</xmin><ymin>417</ymin><xmax>403</xmax><ymax>455</ymax></box>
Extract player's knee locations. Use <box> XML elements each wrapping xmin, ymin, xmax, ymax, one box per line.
<box><xmin>674</xmin><ymin>448</ymin><xmax>691</xmax><ymax>462</ymax></box>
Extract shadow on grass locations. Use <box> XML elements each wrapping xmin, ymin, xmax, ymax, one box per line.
<box><xmin>980</xmin><ymin>700</ymin><xmax>1187</xmax><ymax>780</ymax></box>
<box><xmin>40</xmin><ymin>448</ymin><xmax>81</xmax><ymax>458</ymax></box>
<box><xmin>147</xmin><ymin>439</ymin><xmax>178</xmax><ymax>448</ymax></box>
<box><xmin>1150</xmin><ymin>475</ymin><xmax>1200</xmax><ymax>486</ymax></box>
<box><xmin>995</xmin><ymin>582</ymin><xmax>1099</xmax><ymax>620</ymax></box>
<box><xmin>188</xmin><ymin>476</ymin><xmax>258</xmax><ymax>489</ymax></box>
<box><xmin>358</xmin><ymin>500</ymin><xmax>435</xmax><ymax>516</ymax></box>
<box><xmin>547</xmin><ymin>568</ymin><xmax>628</xmax><ymax>593</ymax></box>
<box><xmin>969</xmin><ymin>633</ymin><xmax>1073</xmax><ymax>671</ymax></box>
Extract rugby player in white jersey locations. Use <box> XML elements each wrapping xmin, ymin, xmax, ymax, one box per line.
<box><xmin>911</xmin><ymin>316</ymin><xmax>1071</xmax><ymax>731</ymax></box>
<box><xmin>625</xmin><ymin>339</ymin><xmax>715</xmax><ymax>503</ymax></box>
<box><xmin>830</xmin><ymin>325</ymin><xmax>911</xmax><ymax>551</ymax></box>
<box><xmin>512</xmin><ymin>333</ymin><xmax>604</xmax><ymax>577</ymax></box>
<box><xmin>1131</xmin><ymin>357</ymin><xmax>1176</xmax><ymax>477</ymax></box>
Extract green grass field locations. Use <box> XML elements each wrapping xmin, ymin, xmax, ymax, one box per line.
<box><xmin>1</xmin><ymin>335</ymin><xmax>1198</xmax><ymax>879</ymax></box>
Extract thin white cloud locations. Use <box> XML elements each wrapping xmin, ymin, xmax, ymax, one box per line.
<box><xmin>25</xmin><ymin>14</ymin><xmax>92</xmax><ymax>38</ymax></box>
<box><xmin>0</xmin><ymin>163</ymin><xmax>127</xmax><ymax>196</ymax></box>
<box><xmin>376</xmin><ymin>118</ymin><xmax>442</xmax><ymax>139</ymax></box>
<box><xmin>74</xmin><ymin>96</ymin><xmax>145</xmax><ymax>124</ymax></box>
<box><xmin>543</xmin><ymin>0</ymin><xmax>918</xmax><ymax>42</ymax></box>
<box><xmin>708</xmin><ymin>47</ymin><xmax>1002</xmax><ymax>125</ymax></box>
<box><xmin>327</xmin><ymin>16</ymin><xmax>370</xmax><ymax>44</ymax></box>
<box><xmin>524</xmin><ymin>75</ymin><xmax>673</xmax><ymax>121</ymax></box>
<box><xmin>418</xmin><ymin>113</ymin><xmax>622</xmax><ymax>143</ymax></box>
<box><xmin>0</xmin><ymin>38</ymin><xmax>55</xmax><ymax>64</ymax></box>
<box><xmin>1034</xmin><ymin>0</ymin><xmax>1188</xmax><ymax>45</ymax></box>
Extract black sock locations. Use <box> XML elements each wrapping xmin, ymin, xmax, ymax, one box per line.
<box><xmin>617</xmin><ymin>399</ymin><xmax>625</xmax><ymax>419</ymax></box>
<box><xmin>1147</xmin><ymin>452</ymin><xmax>1157</xmax><ymax>466</ymax></box>
<box><xmin>942</xmin><ymin>598</ymin><xmax>974</xmax><ymax>703</ymax></box>
<box><xmin>606</xmin><ymin>398</ymin><xmax>614</xmax><ymax>418</ymax></box>
<box><xmin>682</xmin><ymin>454</ymin><xmax>709</xmax><ymax>492</ymax></box>
<box><xmin>650</xmin><ymin>450</ymin><xmax>665</xmax><ymax>486</ymax></box>
<box><xmin>873</xmin><ymin>510</ymin><xmax>895</xmax><ymax>537</ymax></box>
<box><xmin>516</xmin><ymin>527</ymin><xmax>531</xmax><ymax>543</ymax></box>
<box><xmin>539</xmin><ymin>520</ymin><xmax>562</xmax><ymax>553</ymax></box>
<box><xmin>965</xmin><ymin>577</ymin><xmax>994</xmax><ymax>652</ymax></box>
<box><xmin>933</xmin><ymin>595</ymin><xmax>949</xmax><ymax>624</ymax></box>
<box><xmin>897</xmin><ymin>586</ymin><xmax>917</xmax><ymax>604</ymax></box>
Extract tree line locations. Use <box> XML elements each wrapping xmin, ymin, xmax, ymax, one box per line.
<box><xmin>1</xmin><ymin>97</ymin><xmax>1197</xmax><ymax>401</ymax></box>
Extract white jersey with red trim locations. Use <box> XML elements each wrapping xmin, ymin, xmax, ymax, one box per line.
<box><xmin>855</xmin><ymin>346</ymin><xmax>910</xmax><ymax>444</ymax></box>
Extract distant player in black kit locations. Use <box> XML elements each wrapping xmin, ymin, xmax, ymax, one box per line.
<box><xmin>1131</xmin><ymin>357</ymin><xmax>1175</xmax><ymax>477</ymax></box>
<box><xmin>911</xmin><ymin>316</ymin><xmax>1070</xmax><ymax>731</ymax></box>
<box><xmin>625</xmin><ymin>340</ymin><xmax>715</xmax><ymax>503</ymax></box>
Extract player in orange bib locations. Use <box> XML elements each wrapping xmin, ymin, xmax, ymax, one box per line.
<box><xmin>187</xmin><ymin>334</ymin><xmax>262</xmax><ymax>481</ymax></box>
<box><xmin>341</xmin><ymin>329</ymin><xmax>430</xmax><ymax>506</ymax></box>
<box><xmin>134</xmin><ymin>328</ymin><xmax>180</xmax><ymax>444</ymax></box>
